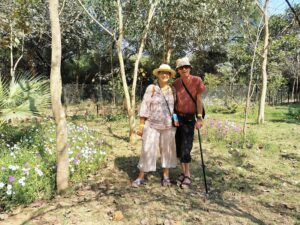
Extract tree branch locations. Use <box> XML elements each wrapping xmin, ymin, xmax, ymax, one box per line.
<box><xmin>76</xmin><ymin>0</ymin><xmax>116</xmax><ymax>40</ymax></box>
<box><xmin>13</xmin><ymin>33</ymin><xmax>24</xmax><ymax>72</ymax></box>
<box><xmin>59</xmin><ymin>0</ymin><xmax>66</xmax><ymax>15</ymax></box>
<box><xmin>284</xmin><ymin>0</ymin><xmax>300</xmax><ymax>27</ymax></box>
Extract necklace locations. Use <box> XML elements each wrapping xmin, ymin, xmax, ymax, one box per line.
<box><xmin>161</xmin><ymin>85</ymin><xmax>170</xmax><ymax>94</ymax></box>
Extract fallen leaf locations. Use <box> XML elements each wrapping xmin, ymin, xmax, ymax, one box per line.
<box><xmin>113</xmin><ymin>210</ymin><xmax>124</xmax><ymax>221</ymax></box>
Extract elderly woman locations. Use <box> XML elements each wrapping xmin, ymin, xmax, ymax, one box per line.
<box><xmin>132</xmin><ymin>64</ymin><xmax>178</xmax><ymax>187</ymax></box>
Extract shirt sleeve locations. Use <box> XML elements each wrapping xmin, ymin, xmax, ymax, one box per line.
<box><xmin>139</xmin><ymin>85</ymin><xmax>154</xmax><ymax>118</ymax></box>
<box><xmin>197</xmin><ymin>77</ymin><xmax>206</xmax><ymax>95</ymax></box>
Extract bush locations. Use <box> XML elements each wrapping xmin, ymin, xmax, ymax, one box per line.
<box><xmin>0</xmin><ymin>119</ymin><xmax>109</xmax><ymax>210</ymax></box>
<box><xmin>288</xmin><ymin>105</ymin><xmax>300</xmax><ymax>120</ymax></box>
<box><xmin>104</xmin><ymin>112</ymin><xmax>127</xmax><ymax>122</ymax></box>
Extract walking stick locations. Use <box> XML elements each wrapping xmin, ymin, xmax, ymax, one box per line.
<box><xmin>197</xmin><ymin>129</ymin><xmax>208</xmax><ymax>195</ymax></box>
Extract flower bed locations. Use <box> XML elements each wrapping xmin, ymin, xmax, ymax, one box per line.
<box><xmin>0</xmin><ymin>120</ymin><xmax>109</xmax><ymax>210</ymax></box>
<box><xmin>201</xmin><ymin>118</ymin><xmax>257</xmax><ymax>147</ymax></box>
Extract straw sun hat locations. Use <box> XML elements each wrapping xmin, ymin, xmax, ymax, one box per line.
<box><xmin>153</xmin><ymin>64</ymin><xmax>176</xmax><ymax>78</ymax></box>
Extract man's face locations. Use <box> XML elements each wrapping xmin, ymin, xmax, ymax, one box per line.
<box><xmin>177</xmin><ymin>65</ymin><xmax>191</xmax><ymax>78</ymax></box>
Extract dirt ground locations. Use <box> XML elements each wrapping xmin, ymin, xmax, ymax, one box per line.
<box><xmin>1</xmin><ymin>119</ymin><xmax>299</xmax><ymax>225</ymax></box>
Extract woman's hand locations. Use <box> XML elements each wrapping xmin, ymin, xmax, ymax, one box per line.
<box><xmin>136</xmin><ymin>128</ymin><xmax>144</xmax><ymax>136</ymax></box>
<box><xmin>136</xmin><ymin>124</ymin><xmax>145</xmax><ymax>136</ymax></box>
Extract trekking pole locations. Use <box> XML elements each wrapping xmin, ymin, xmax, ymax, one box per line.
<box><xmin>197</xmin><ymin>129</ymin><xmax>208</xmax><ymax>195</ymax></box>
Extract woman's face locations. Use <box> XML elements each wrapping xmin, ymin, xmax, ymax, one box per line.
<box><xmin>158</xmin><ymin>71</ymin><xmax>171</xmax><ymax>83</ymax></box>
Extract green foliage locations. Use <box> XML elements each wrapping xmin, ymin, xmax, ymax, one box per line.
<box><xmin>204</xmin><ymin>73</ymin><xmax>221</xmax><ymax>88</ymax></box>
<box><xmin>0</xmin><ymin>120</ymin><xmax>109</xmax><ymax>210</ymax></box>
<box><xmin>104</xmin><ymin>112</ymin><xmax>127</xmax><ymax>122</ymax></box>
<box><xmin>288</xmin><ymin>104</ymin><xmax>300</xmax><ymax>120</ymax></box>
<box><xmin>208</xmin><ymin>100</ymin><xmax>240</xmax><ymax>114</ymax></box>
<box><xmin>0</xmin><ymin>72</ymin><xmax>50</xmax><ymax>123</ymax></box>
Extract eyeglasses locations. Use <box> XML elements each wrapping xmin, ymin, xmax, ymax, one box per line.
<box><xmin>177</xmin><ymin>65</ymin><xmax>191</xmax><ymax>70</ymax></box>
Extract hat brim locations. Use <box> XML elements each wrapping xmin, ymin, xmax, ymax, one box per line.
<box><xmin>153</xmin><ymin>68</ymin><xmax>176</xmax><ymax>78</ymax></box>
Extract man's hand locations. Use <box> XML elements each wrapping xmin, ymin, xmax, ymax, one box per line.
<box><xmin>195</xmin><ymin>118</ymin><xmax>203</xmax><ymax>130</ymax></box>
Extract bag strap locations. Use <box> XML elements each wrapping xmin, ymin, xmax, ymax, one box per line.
<box><xmin>157</xmin><ymin>84</ymin><xmax>172</xmax><ymax>117</ymax></box>
<box><xmin>181</xmin><ymin>79</ymin><xmax>206</xmax><ymax>119</ymax></box>
<box><xmin>181</xmin><ymin>79</ymin><xmax>196</xmax><ymax>105</ymax></box>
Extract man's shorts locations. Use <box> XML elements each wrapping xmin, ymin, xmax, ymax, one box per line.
<box><xmin>175</xmin><ymin>114</ymin><xmax>196</xmax><ymax>163</ymax></box>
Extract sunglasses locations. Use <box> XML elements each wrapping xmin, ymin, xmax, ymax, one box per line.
<box><xmin>177</xmin><ymin>65</ymin><xmax>191</xmax><ymax>70</ymax></box>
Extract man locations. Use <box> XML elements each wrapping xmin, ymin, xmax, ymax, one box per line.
<box><xmin>173</xmin><ymin>57</ymin><xmax>206</xmax><ymax>189</ymax></box>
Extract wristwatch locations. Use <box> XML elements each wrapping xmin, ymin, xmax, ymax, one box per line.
<box><xmin>196</xmin><ymin>114</ymin><xmax>203</xmax><ymax>119</ymax></box>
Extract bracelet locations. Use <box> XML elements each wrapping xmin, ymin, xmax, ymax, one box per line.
<box><xmin>197</xmin><ymin>114</ymin><xmax>203</xmax><ymax>119</ymax></box>
<box><xmin>139</xmin><ymin>124</ymin><xmax>145</xmax><ymax>128</ymax></box>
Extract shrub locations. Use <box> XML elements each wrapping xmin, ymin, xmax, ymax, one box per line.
<box><xmin>0</xmin><ymin>72</ymin><xmax>50</xmax><ymax>124</ymax></box>
<box><xmin>0</xmin><ymin>119</ymin><xmax>109</xmax><ymax>210</ymax></box>
<box><xmin>104</xmin><ymin>112</ymin><xmax>127</xmax><ymax>122</ymax></box>
<box><xmin>288</xmin><ymin>105</ymin><xmax>300</xmax><ymax>120</ymax></box>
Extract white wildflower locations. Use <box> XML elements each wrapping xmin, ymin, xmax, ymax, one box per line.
<box><xmin>0</xmin><ymin>182</ymin><xmax>5</xmax><ymax>188</ymax></box>
<box><xmin>35</xmin><ymin>167</ymin><xmax>44</xmax><ymax>176</ymax></box>
<box><xmin>18</xmin><ymin>177</ymin><xmax>26</xmax><ymax>186</ymax></box>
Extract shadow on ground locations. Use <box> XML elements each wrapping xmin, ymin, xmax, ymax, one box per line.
<box><xmin>114</xmin><ymin>155</ymin><xmax>268</xmax><ymax>224</ymax></box>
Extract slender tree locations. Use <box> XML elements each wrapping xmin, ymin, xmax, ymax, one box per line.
<box><xmin>257</xmin><ymin>0</ymin><xmax>270</xmax><ymax>124</ymax></box>
<box><xmin>77</xmin><ymin>0</ymin><xmax>158</xmax><ymax>143</ymax></box>
<box><xmin>48</xmin><ymin>0</ymin><xmax>69</xmax><ymax>193</ymax></box>
<box><xmin>243</xmin><ymin>15</ymin><xmax>264</xmax><ymax>135</ymax></box>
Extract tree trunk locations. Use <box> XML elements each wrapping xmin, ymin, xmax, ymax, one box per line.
<box><xmin>116</xmin><ymin>0</ymin><xmax>134</xmax><ymax>143</ymax></box>
<box><xmin>243</xmin><ymin>16</ymin><xmax>263</xmax><ymax>136</ymax></box>
<box><xmin>111</xmin><ymin>43</ymin><xmax>116</xmax><ymax>106</ymax></box>
<box><xmin>130</xmin><ymin>0</ymin><xmax>158</xmax><ymax>144</ymax></box>
<box><xmin>162</xmin><ymin>26</ymin><xmax>172</xmax><ymax>64</ymax></box>
<box><xmin>166</xmin><ymin>48</ymin><xmax>172</xmax><ymax>64</ymax></box>
<box><xmin>10</xmin><ymin>24</ymin><xmax>15</xmax><ymax>84</ymax></box>
<box><xmin>291</xmin><ymin>78</ymin><xmax>296</xmax><ymax>102</ymax></box>
<box><xmin>48</xmin><ymin>0</ymin><xmax>69</xmax><ymax>193</ymax></box>
<box><xmin>257</xmin><ymin>0</ymin><xmax>269</xmax><ymax>124</ymax></box>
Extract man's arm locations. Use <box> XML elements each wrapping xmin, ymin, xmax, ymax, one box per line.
<box><xmin>195</xmin><ymin>93</ymin><xmax>203</xmax><ymax>129</ymax></box>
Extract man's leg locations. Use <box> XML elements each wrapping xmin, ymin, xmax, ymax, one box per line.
<box><xmin>178</xmin><ymin>120</ymin><xmax>195</xmax><ymax>188</ymax></box>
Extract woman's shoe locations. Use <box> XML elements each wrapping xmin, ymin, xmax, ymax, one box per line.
<box><xmin>132</xmin><ymin>178</ymin><xmax>145</xmax><ymax>188</ymax></box>
<box><xmin>161</xmin><ymin>177</ymin><xmax>171</xmax><ymax>187</ymax></box>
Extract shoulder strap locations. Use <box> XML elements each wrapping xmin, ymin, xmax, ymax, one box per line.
<box><xmin>171</xmin><ymin>86</ymin><xmax>176</xmax><ymax>102</ymax></box>
<box><xmin>181</xmin><ymin>79</ymin><xmax>206</xmax><ymax>119</ymax></box>
<box><xmin>157</xmin><ymin>84</ymin><xmax>172</xmax><ymax>117</ymax></box>
<box><xmin>151</xmin><ymin>84</ymin><xmax>155</xmax><ymax>97</ymax></box>
<box><xmin>181</xmin><ymin>79</ymin><xmax>196</xmax><ymax>105</ymax></box>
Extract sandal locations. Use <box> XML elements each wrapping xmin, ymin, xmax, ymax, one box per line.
<box><xmin>132</xmin><ymin>178</ymin><xmax>145</xmax><ymax>188</ymax></box>
<box><xmin>180</xmin><ymin>176</ymin><xmax>192</xmax><ymax>189</ymax></box>
<box><xmin>177</xmin><ymin>173</ymin><xmax>185</xmax><ymax>185</ymax></box>
<box><xmin>161</xmin><ymin>177</ymin><xmax>171</xmax><ymax>187</ymax></box>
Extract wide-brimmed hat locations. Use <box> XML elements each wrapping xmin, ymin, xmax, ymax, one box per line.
<box><xmin>176</xmin><ymin>57</ymin><xmax>193</xmax><ymax>70</ymax></box>
<box><xmin>153</xmin><ymin>64</ymin><xmax>176</xmax><ymax>77</ymax></box>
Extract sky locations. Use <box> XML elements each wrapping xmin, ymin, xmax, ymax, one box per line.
<box><xmin>268</xmin><ymin>0</ymin><xmax>299</xmax><ymax>15</ymax></box>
